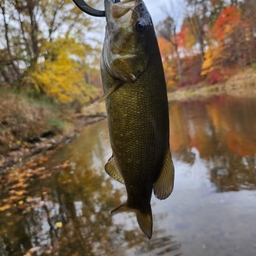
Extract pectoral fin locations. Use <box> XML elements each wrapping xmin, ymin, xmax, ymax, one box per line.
<box><xmin>153</xmin><ymin>149</ymin><xmax>174</xmax><ymax>200</ymax></box>
<box><xmin>111</xmin><ymin>203</ymin><xmax>153</xmax><ymax>239</ymax></box>
<box><xmin>105</xmin><ymin>155</ymin><xmax>124</xmax><ymax>184</ymax></box>
<box><xmin>92</xmin><ymin>80</ymin><xmax>122</xmax><ymax>105</ymax></box>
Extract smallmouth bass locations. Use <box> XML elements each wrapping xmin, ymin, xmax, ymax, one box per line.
<box><xmin>101</xmin><ymin>0</ymin><xmax>174</xmax><ymax>239</ymax></box>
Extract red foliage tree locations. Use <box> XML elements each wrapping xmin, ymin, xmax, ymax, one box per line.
<box><xmin>214</xmin><ymin>6</ymin><xmax>242</xmax><ymax>41</ymax></box>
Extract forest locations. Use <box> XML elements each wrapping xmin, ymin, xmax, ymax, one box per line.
<box><xmin>157</xmin><ymin>0</ymin><xmax>256</xmax><ymax>88</ymax></box>
<box><xmin>1</xmin><ymin>0</ymin><xmax>256</xmax><ymax>100</ymax></box>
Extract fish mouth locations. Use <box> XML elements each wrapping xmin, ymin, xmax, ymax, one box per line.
<box><xmin>106</xmin><ymin>0</ymin><xmax>143</xmax><ymax>22</ymax></box>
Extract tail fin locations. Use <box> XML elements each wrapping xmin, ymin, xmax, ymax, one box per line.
<box><xmin>111</xmin><ymin>203</ymin><xmax>153</xmax><ymax>239</ymax></box>
<box><xmin>136</xmin><ymin>208</ymin><xmax>153</xmax><ymax>239</ymax></box>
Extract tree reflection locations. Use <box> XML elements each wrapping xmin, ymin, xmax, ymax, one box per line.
<box><xmin>169</xmin><ymin>96</ymin><xmax>256</xmax><ymax>192</ymax></box>
<box><xmin>169</xmin><ymin>102</ymin><xmax>195</xmax><ymax>165</ymax></box>
<box><xmin>0</xmin><ymin>121</ymin><xmax>181</xmax><ymax>256</ymax></box>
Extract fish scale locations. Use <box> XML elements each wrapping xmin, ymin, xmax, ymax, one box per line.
<box><xmin>101</xmin><ymin>0</ymin><xmax>174</xmax><ymax>239</ymax></box>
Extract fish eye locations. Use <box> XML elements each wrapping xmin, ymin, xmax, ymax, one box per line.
<box><xmin>135</xmin><ymin>21</ymin><xmax>147</xmax><ymax>33</ymax></box>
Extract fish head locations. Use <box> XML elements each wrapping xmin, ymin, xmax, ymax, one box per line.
<box><xmin>102</xmin><ymin>0</ymin><xmax>153</xmax><ymax>82</ymax></box>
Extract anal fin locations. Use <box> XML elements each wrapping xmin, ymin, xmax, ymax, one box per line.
<box><xmin>153</xmin><ymin>149</ymin><xmax>174</xmax><ymax>200</ymax></box>
<box><xmin>105</xmin><ymin>155</ymin><xmax>124</xmax><ymax>184</ymax></box>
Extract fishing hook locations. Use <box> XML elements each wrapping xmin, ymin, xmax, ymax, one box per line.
<box><xmin>72</xmin><ymin>0</ymin><xmax>120</xmax><ymax>17</ymax></box>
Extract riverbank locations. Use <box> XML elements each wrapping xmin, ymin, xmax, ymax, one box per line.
<box><xmin>168</xmin><ymin>68</ymin><xmax>256</xmax><ymax>101</ymax></box>
<box><xmin>0</xmin><ymin>114</ymin><xmax>106</xmax><ymax>171</ymax></box>
<box><xmin>0</xmin><ymin>89</ymin><xmax>106</xmax><ymax>171</ymax></box>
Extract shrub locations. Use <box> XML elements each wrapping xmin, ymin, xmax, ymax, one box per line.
<box><xmin>207</xmin><ymin>70</ymin><xmax>224</xmax><ymax>85</ymax></box>
<box><xmin>190</xmin><ymin>75</ymin><xmax>204</xmax><ymax>85</ymax></box>
<box><xmin>252</xmin><ymin>62</ymin><xmax>256</xmax><ymax>70</ymax></box>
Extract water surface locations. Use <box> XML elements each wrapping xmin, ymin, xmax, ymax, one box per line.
<box><xmin>0</xmin><ymin>96</ymin><xmax>256</xmax><ymax>256</ymax></box>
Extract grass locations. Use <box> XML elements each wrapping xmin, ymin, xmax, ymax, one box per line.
<box><xmin>0</xmin><ymin>87</ymin><xmax>67</xmax><ymax>154</ymax></box>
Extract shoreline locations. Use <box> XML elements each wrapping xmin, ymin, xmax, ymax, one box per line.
<box><xmin>0</xmin><ymin>113</ymin><xmax>106</xmax><ymax>172</ymax></box>
<box><xmin>2</xmin><ymin>69</ymin><xmax>256</xmax><ymax>171</ymax></box>
<box><xmin>168</xmin><ymin>68</ymin><xmax>256</xmax><ymax>101</ymax></box>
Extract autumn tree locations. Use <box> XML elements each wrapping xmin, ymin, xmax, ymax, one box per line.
<box><xmin>209</xmin><ymin>0</ymin><xmax>225</xmax><ymax>25</ymax></box>
<box><xmin>241</xmin><ymin>0</ymin><xmax>256</xmax><ymax>26</ymax></box>
<box><xmin>240</xmin><ymin>0</ymin><xmax>256</xmax><ymax>65</ymax></box>
<box><xmin>184</xmin><ymin>0</ymin><xmax>212</xmax><ymax>62</ymax></box>
<box><xmin>177</xmin><ymin>23</ymin><xmax>196</xmax><ymax>55</ymax></box>
<box><xmin>0</xmin><ymin>0</ymin><xmax>101</xmax><ymax>103</ymax></box>
<box><xmin>157</xmin><ymin>16</ymin><xmax>182</xmax><ymax>81</ymax></box>
<box><xmin>200</xmin><ymin>1</ymin><xmax>256</xmax><ymax>80</ymax></box>
<box><xmin>214</xmin><ymin>6</ymin><xmax>249</xmax><ymax>69</ymax></box>
<box><xmin>27</xmin><ymin>37</ymin><xmax>99</xmax><ymax>103</ymax></box>
<box><xmin>158</xmin><ymin>37</ymin><xmax>177</xmax><ymax>89</ymax></box>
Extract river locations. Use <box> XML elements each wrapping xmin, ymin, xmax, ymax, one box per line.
<box><xmin>0</xmin><ymin>95</ymin><xmax>256</xmax><ymax>256</ymax></box>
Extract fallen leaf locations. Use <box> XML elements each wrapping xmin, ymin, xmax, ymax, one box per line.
<box><xmin>55</xmin><ymin>222</ymin><xmax>63</xmax><ymax>228</ymax></box>
<box><xmin>62</xmin><ymin>163</ymin><xmax>70</xmax><ymax>168</ymax></box>
<box><xmin>26</xmin><ymin>197</ymin><xmax>34</xmax><ymax>203</ymax></box>
<box><xmin>0</xmin><ymin>205</ymin><xmax>11</xmax><ymax>212</ymax></box>
<box><xmin>16</xmin><ymin>190</ymin><xmax>26</xmax><ymax>196</ymax></box>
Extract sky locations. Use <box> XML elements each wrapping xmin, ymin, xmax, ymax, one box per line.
<box><xmin>143</xmin><ymin>0</ymin><xmax>185</xmax><ymax>27</ymax></box>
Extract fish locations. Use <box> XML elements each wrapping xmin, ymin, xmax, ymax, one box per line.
<box><xmin>100</xmin><ymin>0</ymin><xmax>174</xmax><ymax>239</ymax></box>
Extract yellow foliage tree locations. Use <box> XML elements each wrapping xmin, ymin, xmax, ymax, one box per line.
<box><xmin>28</xmin><ymin>37</ymin><xmax>99</xmax><ymax>104</ymax></box>
<box><xmin>163</xmin><ymin>61</ymin><xmax>177</xmax><ymax>89</ymax></box>
<box><xmin>158</xmin><ymin>37</ymin><xmax>177</xmax><ymax>89</ymax></box>
<box><xmin>201</xmin><ymin>44</ymin><xmax>225</xmax><ymax>76</ymax></box>
<box><xmin>184</xmin><ymin>27</ymin><xmax>197</xmax><ymax>51</ymax></box>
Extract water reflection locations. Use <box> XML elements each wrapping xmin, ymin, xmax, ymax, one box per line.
<box><xmin>0</xmin><ymin>122</ymin><xmax>180</xmax><ymax>256</ymax></box>
<box><xmin>169</xmin><ymin>96</ymin><xmax>256</xmax><ymax>192</ymax></box>
<box><xmin>0</xmin><ymin>96</ymin><xmax>256</xmax><ymax>256</ymax></box>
